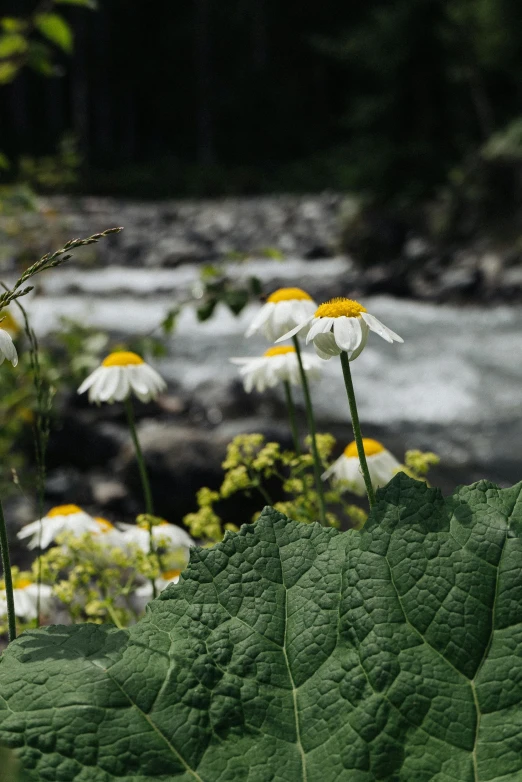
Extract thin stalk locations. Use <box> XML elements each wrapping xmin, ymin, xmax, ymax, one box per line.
<box><xmin>339</xmin><ymin>351</ymin><xmax>376</xmax><ymax>507</ymax></box>
<box><xmin>124</xmin><ymin>397</ymin><xmax>158</xmax><ymax>599</ymax></box>
<box><xmin>105</xmin><ymin>602</ymin><xmax>124</xmax><ymax>630</ymax></box>
<box><xmin>0</xmin><ymin>501</ymin><xmax>16</xmax><ymax>642</ymax></box>
<box><xmin>283</xmin><ymin>380</ymin><xmax>300</xmax><ymax>455</ymax></box>
<box><xmin>15</xmin><ymin>299</ymin><xmax>53</xmax><ymax>628</ymax></box>
<box><xmin>292</xmin><ymin>336</ymin><xmax>327</xmax><ymax>526</ymax></box>
<box><xmin>256</xmin><ymin>481</ymin><xmax>272</xmax><ymax>506</ymax></box>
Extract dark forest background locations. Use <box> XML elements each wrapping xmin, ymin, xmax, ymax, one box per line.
<box><xmin>1</xmin><ymin>0</ymin><xmax>522</xmax><ymax>201</ymax></box>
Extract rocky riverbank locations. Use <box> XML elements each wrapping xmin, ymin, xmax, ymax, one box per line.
<box><xmin>2</xmin><ymin>193</ymin><xmax>522</xmax><ymax>303</ymax></box>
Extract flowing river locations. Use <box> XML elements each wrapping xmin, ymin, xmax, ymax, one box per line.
<box><xmin>14</xmin><ymin>255</ymin><xmax>522</xmax><ymax>494</ymax></box>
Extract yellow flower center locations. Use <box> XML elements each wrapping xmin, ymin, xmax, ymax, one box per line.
<box><xmin>94</xmin><ymin>518</ymin><xmax>114</xmax><ymax>532</ymax></box>
<box><xmin>47</xmin><ymin>504</ymin><xmax>83</xmax><ymax>518</ymax></box>
<box><xmin>14</xmin><ymin>577</ymin><xmax>32</xmax><ymax>590</ymax></box>
<box><xmin>162</xmin><ymin>569</ymin><xmax>181</xmax><ymax>581</ymax></box>
<box><xmin>102</xmin><ymin>351</ymin><xmax>144</xmax><ymax>367</ymax></box>
<box><xmin>344</xmin><ymin>439</ymin><xmax>385</xmax><ymax>458</ymax></box>
<box><xmin>0</xmin><ymin>311</ymin><xmax>20</xmax><ymax>335</ymax></box>
<box><xmin>263</xmin><ymin>346</ymin><xmax>296</xmax><ymax>357</ymax></box>
<box><xmin>267</xmin><ymin>287</ymin><xmax>313</xmax><ymax>303</ymax></box>
<box><xmin>315</xmin><ymin>298</ymin><xmax>367</xmax><ymax>319</ymax></box>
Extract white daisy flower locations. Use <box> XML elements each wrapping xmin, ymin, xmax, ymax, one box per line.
<box><xmin>0</xmin><ymin>326</ymin><xmax>18</xmax><ymax>366</ymax></box>
<box><xmin>77</xmin><ymin>350</ymin><xmax>167</xmax><ymax>404</ymax></box>
<box><xmin>230</xmin><ymin>345</ymin><xmax>322</xmax><ymax>393</ymax></box>
<box><xmin>119</xmin><ymin>521</ymin><xmax>194</xmax><ymax>555</ymax></box>
<box><xmin>134</xmin><ymin>568</ymin><xmax>182</xmax><ymax>608</ymax></box>
<box><xmin>0</xmin><ymin>576</ymin><xmax>53</xmax><ymax>620</ymax></box>
<box><xmin>276</xmin><ymin>297</ymin><xmax>403</xmax><ymax>360</ymax></box>
<box><xmin>322</xmin><ymin>438</ymin><xmax>402</xmax><ymax>496</ymax></box>
<box><xmin>17</xmin><ymin>504</ymin><xmax>99</xmax><ymax>549</ymax></box>
<box><xmin>92</xmin><ymin>517</ymin><xmax>126</xmax><ymax>546</ymax></box>
<box><xmin>246</xmin><ymin>287</ymin><xmax>317</xmax><ymax>342</ymax></box>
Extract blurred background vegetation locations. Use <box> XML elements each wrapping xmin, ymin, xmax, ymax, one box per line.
<box><xmin>1</xmin><ymin>0</ymin><xmax>522</xmax><ymax>204</ymax></box>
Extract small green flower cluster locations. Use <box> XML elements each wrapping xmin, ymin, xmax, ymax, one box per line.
<box><xmin>183</xmin><ymin>434</ymin><xmax>439</xmax><ymax>541</ymax></box>
<box><xmin>404</xmin><ymin>449</ymin><xmax>441</xmax><ymax>480</ymax></box>
<box><xmin>0</xmin><ymin>522</ymin><xmax>189</xmax><ymax>632</ymax></box>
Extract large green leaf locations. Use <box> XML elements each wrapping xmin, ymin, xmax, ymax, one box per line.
<box><xmin>1</xmin><ymin>474</ymin><xmax>522</xmax><ymax>781</ymax></box>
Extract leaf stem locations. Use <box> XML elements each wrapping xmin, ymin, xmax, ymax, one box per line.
<box><xmin>124</xmin><ymin>397</ymin><xmax>158</xmax><ymax>599</ymax></box>
<box><xmin>339</xmin><ymin>351</ymin><xmax>376</xmax><ymax>507</ymax></box>
<box><xmin>0</xmin><ymin>500</ymin><xmax>16</xmax><ymax>642</ymax></box>
<box><xmin>292</xmin><ymin>336</ymin><xmax>327</xmax><ymax>525</ymax></box>
<box><xmin>283</xmin><ymin>380</ymin><xmax>300</xmax><ymax>455</ymax></box>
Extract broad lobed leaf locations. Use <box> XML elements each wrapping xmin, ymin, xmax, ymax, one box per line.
<box><xmin>1</xmin><ymin>474</ymin><xmax>521</xmax><ymax>781</ymax></box>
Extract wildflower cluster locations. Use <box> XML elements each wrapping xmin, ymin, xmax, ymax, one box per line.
<box><xmin>183</xmin><ymin>433</ymin><xmax>439</xmax><ymax>539</ymax></box>
<box><xmin>0</xmin><ymin>505</ymin><xmax>193</xmax><ymax>630</ymax></box>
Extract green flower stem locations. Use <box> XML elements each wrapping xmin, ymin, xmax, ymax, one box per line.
<box><xmin>283</xmin><ymin>380</ymin><xmax>301</xmax><ymax>455</ymax></box>
<box><xmin>339</xmin><ymin>351</ymin><xmax>376</xmax><ymax>508</ymax></box>
<box><xmin>256</xmin><ymin>481</ymin><xmax>273</xmax><ymax>506</ymax></box>
<box><xmin>292</xmin><ymin>336</ymin><xmax>328</xmax><ymax>526</ymax></box>
<box><xmin>124</xmin><ymin>397</ymin><xmax>158</xmax><ymax>599</ymax></box>
<box><xmin>0</xmin><ymin>500</ymin><xmax>16</xmax><ymax>643</ymax></box>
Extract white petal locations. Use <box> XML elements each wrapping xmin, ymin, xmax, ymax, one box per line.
<box><xmin>361</xmin><ymin>312</ymin><xmax>403</xmax><ymax>344</ymax></box>
<box><xmin>368</xmin><ymin>450</ymin><xmax>402</xmax><ymax>488</ymax></box>
<box><xmin>295</xmin><ymin>299</ymin><xmax>317</xmax><ymax>322</ymax></box>
<box><xmin>128</xmin><ymin>367</ymin><xmax>150</xmax><ymax>396</ymax></box>
<box><xmin>17</xmin><ymin>519</ymin><xmax>41</xmax><ymax>541</ymax></box>
<box><xmin>0</xmin><ymin>329</ymin><xmax>17</xmax><ymax>365</ymax></box>
<box><xmin>275</xmin><ymin>316</ymin><xmax>314</xmax><ymax>343</ymax></box>
<box><xmin>77</xmin><ymin>366</ymin><xmax>103</xmax><ymax>395</ymax></box>
<box><xmin>348</xmin><ymin>323</ymin><xmax>369</xmax><ymax>361</ymax></box>
<box><xmin>332</xmin><ymin>317</ymin><xmax>360</xmax><ymax>352</ymax></box>
<box><xmin>87</xmin><ymin>368</ymin><xmax>112</xmax><ymax>402</ymax></box>
<box><xmin>14</xmin><ymin>590</ymin><xmax>35</xmax><ymax>619</ymax></box>
<box><xmin>139</xmin><ymin>364</ymin><xmax>167</xmax><ymax>393</ymax></box>
<box><xmin>314</xmin><ymin>345</ymin><xmax>334</xmax><ymax>361</ymax></box>
<box><xmin>313</xmin><ymin>332</ymin><xmax>342</xmax><ymax>359</ymax></box>
<box><xmin>306</xmin><ymin>318</ymin><xmax>332</xmax><ymax>343</ymax></box>
<box><xmin>245</xmin><ymin>303</ymin><xmax>274</xmax><ymax>337</ymax></box>
<box><xmin>153</xmin><ymin>523</ymin><xmax>193</xmax><ymax>548</ymax></box>
<box><xmin>98</xmin><ymin>367</ymin><xmax>121</xmax><ymax>402</ymax></box>
<box><xmin>113</xmin><ymin>369</ymin><xmax>130</xmax><ymax>401</ymax></box>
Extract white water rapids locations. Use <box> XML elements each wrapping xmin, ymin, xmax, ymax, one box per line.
<box><xmin>14</xmin><ymin>257</ymin><xmax>522</xmax><ymax>490</ymax></box>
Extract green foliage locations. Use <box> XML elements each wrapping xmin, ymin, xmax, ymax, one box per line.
<box><xmin>34</xmin><ymin>13</ymin><xmax>73</xmax><ymax>55</ymax></box>
<box><xmin>18</xmin><ymin>135</ymin><xmax>82</xmax><ymax>192</ymax></box>
<box><xmin>0</xmin><ymin>185</ymin><xmax>36</xmax><ymax>215</ymax></box>
<box><xmin>404</xmin><ymin>448</ymin><xmax>441</xmax><ymax>480</ymax></box>
<box><xmin>184</xmin><ymin>435</ymin><xmax>438</xmax><ymax>541</ymax></box>
<box><xmin>0</xmin><ymin>0</ymin><xmax>94</xmax><ymax>90</ymax></box>
<box><xmin>482</xmin><ymin>117</ymin><xmax>522</xmax><ymax>161</ymax></box>
<box><xmin>194</xmin><ymin>264</ymin><xmax>262</xmax><ymax>322</ymax></box>
<box><xmin>183</xmin><ymin>432</ymin><xmax>339</xmax><ymax>542</ymax></box>
<box><xmin>0</xmin><ymin>34</ymin><xmax>28</xmax><ymax>60</ymax></box>
<box><xmin>2</xmin><ymin>476</ymin><xmax>522</xmax><ymax>780</ymax></box>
